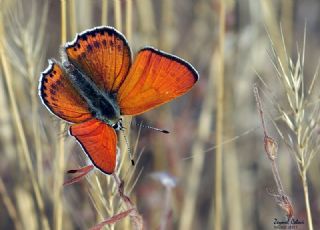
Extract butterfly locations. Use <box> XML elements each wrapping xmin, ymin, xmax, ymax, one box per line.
<box><xmin>39</xmin><ymin>26</ymin><xmax>199</xmax><ymax>175</ymax></box>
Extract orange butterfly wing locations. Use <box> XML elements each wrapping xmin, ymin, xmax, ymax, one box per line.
<box><xmin>117</xmin><ymin>47</ymin><xmax>199</xmax><ymax>115</ymax></box>
<box><xmin>69</xmin><ymin>119</ymin><xmax>117</xmax><ymax>174</ymax></box>
<box><xmin>39</xmin><ymin>60</ymin><xmax>92</xmax><ymax>123</ymax></box>
<box><xmin>64</xmin><ymin>26</ymin><xmax>131</xmax><ymax>93</ymax></box>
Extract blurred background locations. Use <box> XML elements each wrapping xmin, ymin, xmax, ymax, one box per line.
<box><xmin>0</xmin><ymin>0</ymin><xmax>320</xmax><ymax>229</ymax></box>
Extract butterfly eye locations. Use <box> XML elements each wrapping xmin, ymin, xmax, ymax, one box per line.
<box><xmin>112</xmin><ymin>123</ymin><xmax>119</xmax><ymax>130</ymax></box>
<box><xmin>112</xmin><ymin>118</ymin><xmax>125</xmax><ymax>131</ymax></box>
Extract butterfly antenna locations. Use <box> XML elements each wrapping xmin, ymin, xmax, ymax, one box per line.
<box><xmin>133</xmin><ymin>121</ymin><xmax>170</xmax><ymax>134</ymax></box>
<box><xmin>121</xmin><ymin>129</ymin><xmax>135</xmax><ymax>166</ymax></box>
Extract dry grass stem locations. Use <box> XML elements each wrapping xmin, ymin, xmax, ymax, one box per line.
<box><xmin>113</xmin><ymin>174</ymin><xmax>143</xmax><ymax>229</ymax></box>
<box><xmin>214</xmin><ymin>1</ymin><xmax>226</xmax><ymax>229</ymax></box>
<box><xmin>254</xmin><ymin>85</ymin><xmax>293</xmax><ymax>219</ymax></box>
<box><xmin>69</xmin><ymin>0</ymin><xmax>77</xmax><ymax>35</ymax></box>
<box><xmin>101</xmin><ymin>0</ymin><xmax>108</xmax><ymax>25</ymax></box>
<box><xmin>52</xmin><ymin>1</ymin><xmax>67</xmax><ymax>230</ymax></box>
<box><xmin>178</xmin><ymin>48</ymin><xmax>215</xmax><ymax>230</ymax></box>
<box><xmin>0</xmin><ymin>178</ymin><xmax>22</xmax><ymax>230</ymax></box>
<box><xmin>125</xmin><ymin>0</ymin><xmax>132</xmax><ymax>41</ymax></box>
<box><xmin>114</xmin><ymin>0</ymin><xmax>122</xmax><ymax>30</ymax></box>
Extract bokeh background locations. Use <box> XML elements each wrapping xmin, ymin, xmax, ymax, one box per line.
<box><xmin>0</xmin><ymin>0</ymin><xmax>320</xmax><ymax>229</ymax></box>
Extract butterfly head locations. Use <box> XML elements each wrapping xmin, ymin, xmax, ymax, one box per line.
<box><xmin>112</xmin><ymin>118</ymin><xmax>125</xmax><ymax>131</ymax></box>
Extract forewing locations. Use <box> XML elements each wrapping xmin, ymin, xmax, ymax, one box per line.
<box><xmin>117</xmin><ymin>47</ymin><xmax>199</xmax><ymax>115</ymax></box>
<box><xmin>64</xmin><ymin>26</ymin><xmax>131</xmax><ymax>93</ymax></box>
<box><xmin>39</xmin><ymin>60</ymin><xmax>92</xmax><ymax>123</ymax></box>
<box><xmin>69</xmin><ymin>119</ymin><xmax>117</xmax><ymax>174</ymax></box>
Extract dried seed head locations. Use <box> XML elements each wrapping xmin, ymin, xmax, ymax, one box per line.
<box><xmin>264</xmin><ymin>136</ymin><xmax>278</xmax><ymax>160</ymax></box>
<box><xmin>278</xmin><ymin>195</ymin><xmax>294</xmax><ymax>220</ymax></box>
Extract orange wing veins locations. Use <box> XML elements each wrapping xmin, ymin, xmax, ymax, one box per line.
<box><xmin>117</xmin><ymin>47</ymin><xmax>199</xmax><ymax>115</ymax></box>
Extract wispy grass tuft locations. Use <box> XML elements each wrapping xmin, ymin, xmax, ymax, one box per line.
<box><xmin>0</xmin><ymin>1</ymin><xmax>50</xmax><ymax>229</ymax></box>
<box><xmin>259</xmin><ymin>26</ymin><xmax>317</xmax><ymax>230</ymax></box>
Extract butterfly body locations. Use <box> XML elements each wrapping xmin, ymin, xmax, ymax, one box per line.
<box><xmin>63</xmin><ymin>61</ymin><xmax>121</xmax><ymax>126</ymax></box>
<box><xmin>39</xmin><ymin>26</ymin><xmax>199</xmax><ymax>174</ymax></box>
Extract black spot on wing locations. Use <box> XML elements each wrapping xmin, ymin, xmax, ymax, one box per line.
<box><xmin>51</xmin><ymin>83</ymin><xmax>57</xmax><ymax>90</ymax></box>
<box><xmin>50</xmin><ymin>89</ymin><xmax>56</xmax><ymax>95</ymax></box>
<box><xmin>56</xmin><ymin>80</ymin><xmax>63</xmax><ymax>87</ymax></box>
<box><xmin>87</xmin><ymin>45</ymin><xmax>93</xmax><ymax>52</ymax></box>
<box><xmin>94</xmin><ymin>41</ymin><xmax>100</xmax><ymax>48</ymax></box>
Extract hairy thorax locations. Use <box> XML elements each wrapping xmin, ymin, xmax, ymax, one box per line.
<box><xmin>63</xmin><ymin>61</ymin><xmax>121</xmax><ymax>126</ymax></box>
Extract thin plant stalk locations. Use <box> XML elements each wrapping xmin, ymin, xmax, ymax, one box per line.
<box><xmin>302</xmin><ymin>170</ymin><xmax>313</xmax><ymax>230</ymax></box>
<box><xmin>124</xmin><ymin>0</ymin><xmax>133</xmax><ymax>151</ymax></box>
<box><xmin>224</xmin><ymin>85</ymin><xmax>243</xmax><ymax>229</ymax></box>
<box><xmin>31</xmin><ymin>89</ymin><xmax>43</xmax><ymax>187</ymax></box>
<box><xmin>69</xmin><ymin>0</ymin><xmax>77</xmax><ymax>35</ymax></box>
<box><xmin>101</xmin><ymin>0</ymin><xmax>108</xmax><ymax>25</ymax></box>
<box><xmin>114</xmin><ymin>0</ymin><xmax>121</xmax><ymax>30</ymax></box>
<box><xmin>159</xmin><ymin>186</ymin><xmax>172</xmax><ymax>230</ymax></box>
<box><xmin>122</xmin><ymin>10</ymin><xmax>133</xmax><ymax>230</ymax></box>
<box><xmin>125</xmin><ymin>0</ymin><xmax>132</xmax><ymax>42</ymax></box>
<box><xmin>0</xmin><ymin>178</ymin><xmax>23</xmax><ymax>230</ymax></box>
<box><xmin>214</xmin><ymin>1</ymin><xmax>225</xmax><ymax>230</ymax></box>
<box><xmin>254</xmin><ymin>86</ymin><xmax>293</xmax><ymax>219</ymax></box>
<box><xmin>260</xmin><ymin>0</ymin><xmax>287</xmax><ymax>68</ymax></box>
<box><xmin>112</xmin><ymin>174</ymin><xmax>143</xmax><ymax>230</ymax></box>
<box><xmin>118</xmin><ymin>1</ymin><xmax>133</xmax><ymax>195</ymax></box>
<box><xmin>280</xmin><ymin>0</ymin><xmax>293</xmax><ymax>55</ymax></box>
<box><xmin>178</xmin><ymin>49</ymin><xmax>215</xmax><ymax>230</ymax></box>
<box><xmin>135</xmin><ymin>0</ymin><xmax>155</xmax><ymax>43</ymax></box>
<box><xmin>53</xmin><ymin>1</ymin><xmax>67</xmax><ymax>230</ymax></box>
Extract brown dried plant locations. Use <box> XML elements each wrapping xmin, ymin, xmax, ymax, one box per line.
<box><xmin>254</xmin><ymin>85</ymin><xmax>294</xmax><ymax>220</ymax></box>
<box><xmin>257</xmin><ymin>27</ymin><xmax>318</xmax><ymax>230</ymax></box>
